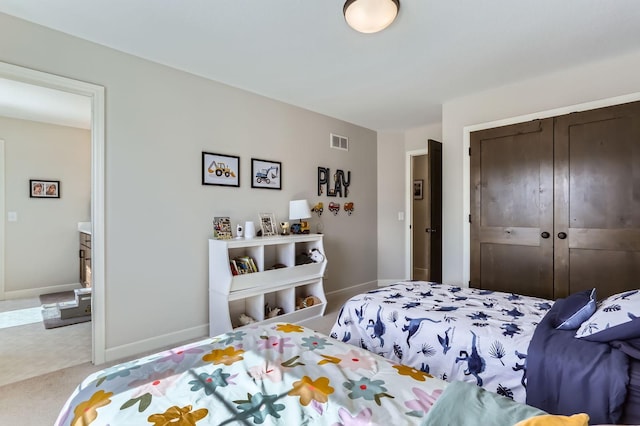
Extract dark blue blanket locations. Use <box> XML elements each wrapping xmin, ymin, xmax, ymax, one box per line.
<box><xmin>526</xmin><ymin>300</ymin><xmax>630</xmax><ymax>424</ymax></box>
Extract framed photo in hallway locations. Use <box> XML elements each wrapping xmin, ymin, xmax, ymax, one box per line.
<box><xmin>413</xmin><ymin>179</ymin><xmax>423</xmax><ymax>200</ymax></box>
<box><xmin>30</xmin><ymin>179</ymin><xmax>60</xmax><ymax>198</ymax></box>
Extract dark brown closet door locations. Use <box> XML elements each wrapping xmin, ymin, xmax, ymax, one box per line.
<box><xmin>471</xmin><ymin>119</ymin><xmax>554</xmax><ymax>299</ymax></box>
<box><xmin>554</xmin><ymin>101</ymin><xmax>640</xmax><ymax>299</ymax></box>
<box><xmin>428</xmin><ymin>139</ymin><xmax>443</xmax><ymax>283</ymax></box>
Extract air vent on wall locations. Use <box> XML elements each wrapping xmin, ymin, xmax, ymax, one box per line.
<box><xmin>330</xmin><ymin>133</ymin><xmax>349</xmax><ymax>151</ymax></box>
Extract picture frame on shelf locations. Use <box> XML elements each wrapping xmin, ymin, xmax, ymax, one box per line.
<box><xmin>30</xmin><ymin>179</ymin><xmax>60</xmax><ymax>198</ymax></box>
<box><xmin>213</xmin><ymin>216</ymin><xmax>233</xmax><ymax>239</ymax></box>
<box><xmin>251</xmin><ymin>158</ymin><xmax>281</xmax><ymax>190</ymax></box>
<box><xmin>259</xmin><ymin>213</ymin><xmax>278</xmax><ymax>236</ymax></box>
<box><xmin>202</xmin><ymin>152</ymin><xmax>240</xmax><ymax>187</ymax></box>
<box><xmin>413</xmin><ymin>179</ymin><xmax>424</xmax><ymax>200</ymax></box>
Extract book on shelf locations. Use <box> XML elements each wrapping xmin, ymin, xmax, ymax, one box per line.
<box><xmin>234</xmin><ymin>256</ymin><xmax>257</xmax><ymax>274</ymax></box>
<box><xmin>230</xmin><ymin>260</ymin><xmax>239</xmax><ymax>276</ymax></box>
<box><xmin>237</xmin><ymin>261</ymin><xmax>250</xmax><ymax>274</ymax></box>
<box><xmin>248</xmin><ymin>257</ymin><xmax>258</xmax><ymax>273</ymax></box>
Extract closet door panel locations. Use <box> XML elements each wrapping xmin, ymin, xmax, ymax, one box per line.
<box><xmin>554</xmin><ymin>101</ymin><xmax>640</xmax><ymax>298</ymax></box>
<box><xmin>569</xmin><ymin>250</ymin><xmax>640</xmax><ymax>299</ymax></box>
<box><xmin>480</xmin><ymin>244</ymin><xmax>550</xmax><ymax>298</ymax></box>
<box><xmin>471</xmin><ymin>119</ymin><xmax>554</xmax><ymax>299</ymax></box>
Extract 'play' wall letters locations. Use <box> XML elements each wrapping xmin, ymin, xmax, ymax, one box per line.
<box><xmin>318</xmin><ymin>167</ymin><xmax>351</xmax><ymax>197</ymax></box>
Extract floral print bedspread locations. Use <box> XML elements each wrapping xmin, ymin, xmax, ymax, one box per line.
<box><xmin>330</xmin><ymin>281</ymin><xmax>554</xmax><ymax>403</ymax></box>
<box><xmin>55</xmin><ymin>323</ymin><xmax>449</xmax><ymax>425</ymax></box>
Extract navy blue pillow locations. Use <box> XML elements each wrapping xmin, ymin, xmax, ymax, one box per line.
<box><xmin>553</xmin><ymin>288</ymin><xmax>597</xmax><ymax>330</ymax></box>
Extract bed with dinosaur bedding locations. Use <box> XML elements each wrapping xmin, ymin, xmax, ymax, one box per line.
<box><xmin>329</xmin><ymin>280</ymin><xmax>640</xmax><ymax>425</ymax></box>
<box><xmin>54</xmin><ymin>322</ymin><xmax>563</xmax><ymax>426</ymax></box>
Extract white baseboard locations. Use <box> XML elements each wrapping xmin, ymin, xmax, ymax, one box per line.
<box><xmin>104</xmin><ymin>324</ymin><xmax>209</xmax><ymax>364</ymax></box>
<box><xmin>1</xmin><ymin>282</ymin><xmax>82</xmax><ymax>301</ymax></box>
<box><xmin>377</xmin><ymin>279</ymin><xmax>404</xmax><ymax>287</ymax></box>
<box><xmin>103</xmin><ymin>279</ymin><xmax>398</xmax><ymax>364</ymax></box>
<box><xmin>325</xmin><ymin>280</ymin><xmax>378</xmax><ymax>303</ymax></box>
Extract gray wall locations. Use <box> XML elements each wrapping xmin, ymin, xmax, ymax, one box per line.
<box><xmin>0</xmin><ymin>13</ymin><xmax>377</xmax><ymax>359</ymax></box>
<box><xmin>1</xmin><ymin>116</ymin><xmax>90</xmax><ymax>294</ymax></box>
<box><xmin>376</xmin><ymin>131</ymin><xmax>405</xmax><ymax>282</ymax></box>
<box><xmin>377</xmin><ymin>123</ymin><xmax>442</xmax><ymax>283</ymax></box>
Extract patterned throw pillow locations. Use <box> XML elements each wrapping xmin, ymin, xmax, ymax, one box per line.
<box><xmin>575</xmin><ymin>289</ymin><xmax>640</xmax><ymax>342</ymax></box>
<box><xmin>553</xmin><ymin>288</ymin><xmax>597</xmax><ymax>330</ymax></box>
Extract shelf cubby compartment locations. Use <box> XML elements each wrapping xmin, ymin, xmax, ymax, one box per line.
<box><xmin>263</xmin><ymin>287</ymin><xmax>294</xmax><ymax>318</ymax></box>
<box><xmin>294</xmin><ymin>239</ymin><xmax>324</xmax><ymax>257</ymax></box>
<box><xmin>228</xmin><ymin>245</ymin><xmax>263</xmax><ymax>272</ymax></box>
<box><xmin>264</xmin><ymin>242</ymin><xmax>295</xmax><ymax>270</ymax></box>
<box><xmin>295</xmin><ymin>281</ymin><xmax>326</xmax><ymax>308</ymax></box>
<box><xmin>228</xmin><ymin>294</ymin><xmax>264</xmax><ymax>329</ymax></box>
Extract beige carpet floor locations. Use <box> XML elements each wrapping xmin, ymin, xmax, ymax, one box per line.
<box><xmin>0</xmin><ymin>284</ymin><xmax>374</xmax><ymax>425</ymax></box>
<box><xmin>0</xmin><ymin>295</ymin><xmax>91</xmax><ymax>388</ymax></box>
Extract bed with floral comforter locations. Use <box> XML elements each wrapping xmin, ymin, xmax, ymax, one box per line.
<box><xmin>330</xmin><ymin>281</ymin><xmax>554</xmax><ymax>403</ymax></box>
<box><xmin>56</xmin><ymin>323</ymin><xmax>456</xmax><ymax>425</ymax></box>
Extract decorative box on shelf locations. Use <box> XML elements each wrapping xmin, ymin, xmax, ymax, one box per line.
<box><xmin>208</xmin><ymin>234</ymin><xmax>327</xmax><ymax>337</ymax></box>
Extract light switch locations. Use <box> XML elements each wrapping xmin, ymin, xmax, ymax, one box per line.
<box><xmin>398</xmin><ymin>212</ymin><xmax>404</xmax><ymax>221</ymax></box>
<box><xmin>8</xmin><ymin>211</ymin><xmax>17</xmax><ymax>222</ymax></box>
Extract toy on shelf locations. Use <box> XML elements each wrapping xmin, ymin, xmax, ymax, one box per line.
<box><xmin>265</xmin><ymin>304</ymin><xmax>284</xmax><ymax>319</ymax></box>
<box><xmin>295</xmin><ymin>295</ymin><xmax>322</xmax><ymax>310</ymax></box>
<box><xmin>238</xmin><ymin>313</ymin><xmax>257</xmax><ymax>326</ymax></box>
<box><xmin>280</xmin><ymin>221</ymin><xmax>290</xmax><ymax>235</ymax></box>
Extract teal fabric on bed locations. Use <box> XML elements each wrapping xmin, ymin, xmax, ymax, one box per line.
<box><xmin>422</xmin><ymin>380</ymin><xmax>546</xmax><ymax>426</ymax></box>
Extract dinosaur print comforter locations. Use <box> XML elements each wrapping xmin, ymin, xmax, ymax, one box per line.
<box><xmin>330</xmin><ymin>281</ymin><xmax>554</xmax><ymax>403</ymax></box>
<box><xmin>56</xmin><ymin>323</ymin><xmax>456</xmax><ymax>425</ymax></box>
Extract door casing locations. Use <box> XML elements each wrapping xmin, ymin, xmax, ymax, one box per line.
<box><xmin>405</xmin><ymin>141</ymin><xmax>443</xmax><ymax>283</ymax></box>
<box><xmin>0</xmin><ymin>61</ymin><xmax>106</xmax><ymax>364</ymax></box>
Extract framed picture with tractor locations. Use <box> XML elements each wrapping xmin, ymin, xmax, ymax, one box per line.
<box><xmin>202</xmin><ymin>152</ymin><xmax>240</xmax><ymax>187</ymax></box>
<box><xmin>251</xmin><ymin>158</ymin><xmax>281</xmax><ymax>190</ymax></box>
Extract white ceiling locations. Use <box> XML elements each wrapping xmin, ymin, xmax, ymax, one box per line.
<box><xmin>2</xmin><ymin>1</ymin><xmax>640</xmax><ymax>132</ymax></box>
<box><xmin>0</xmin><ymin>78</ymin><xmax>91</xmax><ymax>129</ymax></box>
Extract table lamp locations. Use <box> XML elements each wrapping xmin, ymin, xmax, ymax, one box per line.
<box><xmin>289</xmin><ymin>199</ymin><xmax>311</xmax><ymax>234</ymax></box>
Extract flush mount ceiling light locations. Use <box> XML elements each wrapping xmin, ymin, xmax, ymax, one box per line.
<box><xmin>343</xmin><ymin>0</ymin><xmax>400</xmax><ymax>34</ymax></box>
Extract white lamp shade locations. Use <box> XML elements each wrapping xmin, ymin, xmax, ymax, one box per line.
<box><xmin>289</xmin><ymin>200</ymin><xmax>311</xmax><ymax>220</ymax></box>
<box><xmin>344</xmin><ymin>0</ymin><xmax>399</xmax><ymax>34</ymax></box>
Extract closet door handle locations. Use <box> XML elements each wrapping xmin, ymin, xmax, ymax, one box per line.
<box><xmin>541</xmin><ymin>232</ymin><xmax>550</xmax><ymax>239</ymax></box>
<box><xmin>557</xmin><ymin>232</ymin><xmax>567</xmax><ymax>240</ymax></box>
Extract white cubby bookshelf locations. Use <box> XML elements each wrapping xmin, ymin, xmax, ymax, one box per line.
<box><xmin>209</xmin><ymin>234</ymin><xmax>327</xmax><ymax>336</ymax></box>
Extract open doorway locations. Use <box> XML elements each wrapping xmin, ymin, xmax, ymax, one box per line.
<box><xmin>405</xmin><ymin>140</ymin><xmax>442</xmax><ymax>283</ymax></box>
<box><xmin>0</xmin><ymin>62</ymin><xmax>105</xmax><ymax>377</ymax></box>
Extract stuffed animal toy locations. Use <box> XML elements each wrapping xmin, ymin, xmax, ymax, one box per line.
<box><xmin>308</xmin><ymin>248</ymin><xmax>325</xmax><ymax>263</ymax></box>
<box><xmin>238</xmin><ymin>313</ymin><xmax>257</xmax><ymax>325</ymax></box>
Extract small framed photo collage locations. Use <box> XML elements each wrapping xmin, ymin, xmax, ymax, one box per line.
<box><xmin>30</xmin><ymin>179</ymin><xmax>60</xmax><ymax>198</ymax></box>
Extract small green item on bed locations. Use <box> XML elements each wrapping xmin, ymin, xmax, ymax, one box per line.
<box><xmin>421</xmin><ymin>380</ymin><xmax>546</xmax><ymax>426</ymax></box>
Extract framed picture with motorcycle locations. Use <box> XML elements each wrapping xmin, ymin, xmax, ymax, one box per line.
<box><xmin>251</xmin><ymin>158</ymin><xmax>281</xmax><ymax>190</ymax></box>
